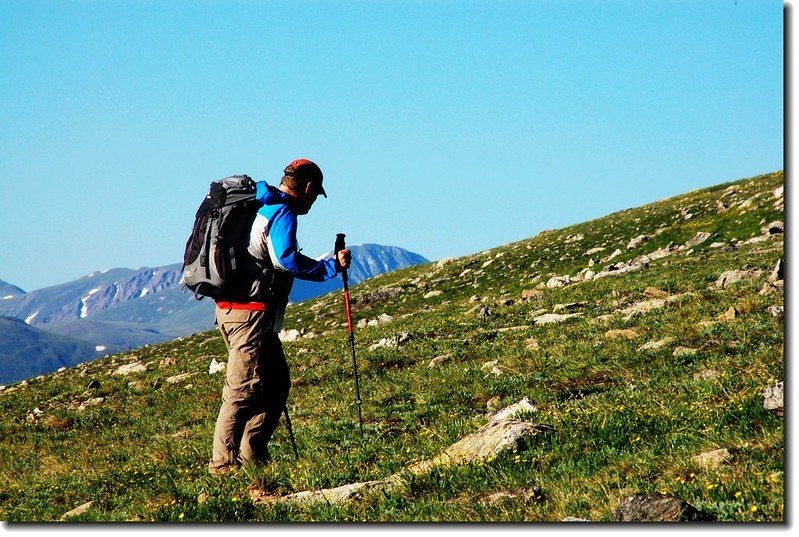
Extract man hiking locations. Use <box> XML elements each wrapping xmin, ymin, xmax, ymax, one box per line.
<box><xmin>208</xmin><ymin>158</ymin><xmax>352</xmax><ymax>475</ymax></box>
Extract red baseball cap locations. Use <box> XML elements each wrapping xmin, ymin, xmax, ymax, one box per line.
<box><xmin>284</xmin><ymin>158</ymin><xmax>326</xmax><ymax>198</ymax></box>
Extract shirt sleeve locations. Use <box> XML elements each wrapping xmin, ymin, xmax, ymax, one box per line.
<box><xmin>266</xmin><ymin>204</ymin><xmax>339</xmax><ymax>282</ymax></box>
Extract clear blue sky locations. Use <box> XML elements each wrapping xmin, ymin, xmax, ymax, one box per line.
<box><xmin>0</xmin><ymin>0</ymin><xmax>784</xmax><ymax>292</ymax></box>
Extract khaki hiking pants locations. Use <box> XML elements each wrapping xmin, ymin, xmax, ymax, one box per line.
<box><xmin>209</xmin><ymin>307</ymin><xmax>290</xmax><ymax>473</ymax></box>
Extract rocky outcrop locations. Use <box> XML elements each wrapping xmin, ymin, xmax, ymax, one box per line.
<box><xmin>251</xmin><ymin>399</ymin><xmax>551</xmax><ymax>507</ymax></box>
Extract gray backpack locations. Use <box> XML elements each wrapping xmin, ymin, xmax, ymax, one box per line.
<box><xmin>181</xmin><ymin>175</ymin><xmax>267</xmax><ymax>300</ymax></box>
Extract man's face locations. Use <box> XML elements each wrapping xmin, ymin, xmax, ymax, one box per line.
<box><xmin>296</xmin><ymin>182</ymin><xmax>323</xmax><ymax>215</ymax></box>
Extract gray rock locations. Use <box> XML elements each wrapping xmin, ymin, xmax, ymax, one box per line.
<box><xmin>638</xmin><ymin>337</ymin><xmax>675</xmax><ymax>352</ymax></box>
<box><xmin>683</xmin><ymin>231</ymin><xmax>713</xmax><ymax>249</ymax></box>
<box><xmin>715</xmin><ymin>269</ymin><xmax>761</xmax><ymax>288</ymax></box>
<box><xmin>208</xmin><ymin>358</ymin><xmax>226</xmax><ymax>375</ymax></box>
<box><xmin>546</xmin><ymin>275</ymin><xmax>571</xmax><ymax>288</ymax></box>
<box><xmin>279</xmin><ymin>329</ymin><xmax>302</xmax><ymax>342</ymax></box>
<box><xmin>532</xmin><ymin>313</ymin><xmax>583</xmax><ymax>325</ymax></box>
<box><xmin>766</xmin><ymin>305</ymin><xmax>784</xmax><ymax>319</ymax></box>
<box><xmin>763</xmin><ymin>381</ymin><xmax>784</xmax><ymax>414</ymax></box>
<box><xmin>61</xmin><ymin>501</ymin><xmax>94</xmax><ymax>520</ymax></box>
<box><xmin>769</xmin><ymin>257</ymin><xmax>784</xmax><ymax>282</ymax></box>
<box><xmin>265</xmin><ymin>399</ymin><xmax>550</xmax><ymax>507</ymax></box>
<box><xmin>761</xmin><ymin>221</ymin><xmax>784</xmax><ymax>235</ymax></box>
<box><xmin>692</xmin><ymin>448</ymin><xmax>730</xmax><ymax>469</ymax></box>
<box><xmin>627</xmin><ymin>234</ymin><xmax>650</xmax><ymax>250</ymax></box>
<box><xmin>427</xmin><ymin>354</ymin><xmax>451</xmax><ymax>368</ymax></box>
<box><xmin>112</xmin><ymin>362</ymin><xmax>147</xmax><ymax>376</ymax></box>
<box><xmin>613</xmin><ymin>493</ymin><xmax>711</xmax><ymax>522</ymax></box>
<box><xmin>480</xmin><ymin>360</ymin><xmax>503</xmax><ymax>377</ymax></box>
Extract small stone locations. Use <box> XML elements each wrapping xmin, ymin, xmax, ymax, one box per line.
<box><xmin>683</xmin><ymin>231</ymin><xmax>713</xmax><ymax>249</ymax></box>
<box><xmin>614</xmin><ymin>493</ymin><xmax>709</xmax><ymax>522</ymax></box>
<box><xmin>532</xmin><ymin>313</ymin><xmax>583</xmax><ymax>325</ymax></box>
<box><xmin>626</xmin><ymin>234</ymin><xmax>650</xmax><ymax>250</ymax></box>
<box><xmin>209</xmin><ymin>358</ymin><xmax>226</xmax><ymax>375</ymax></box>
<box><xmin>113</xmin><ymin>362</ymin><xmax>147</xmax><ymax>376</ymax></box>
<box><xmin>279</xmin><ymin>329</ymin><xmax>302</xmax><ymax>342</ymax></box>
<box><xmin>638</xmin><ymin>337</ymin><xmax>675</xmax><ymax>352</ymax></box>
<box><xmin>604</xmin><ymin>329</ymin><xmax>639</xmax><ymax>340</ymax></box>
<box><xmin>763</xmin><ymin>381</ymin><xmax>784</xmax><ymax>414</ymax></box>
<box><xmin>61</xmin><ymin>501</ymin><xmax>93</xmax><ymax>520</ymax></box>
<box><xmin>715</xmin><ymin>269</ymin><xmax>760</xmax><ymax>288</ymax></box>
<box><xmin>692</xmin><ymin>448</ymin><xmax>730</xmax><ymax>469</ymax></box>
<box><xmin>719</xmin><ymin>306</ymin><xmax>738</xmax><ymax>321</ymax></box>
<box><xmin>427</xmin><ymin>354</ymin><xmax>451</xmax><ymax>368</ymax></box>
<box><xmin>166</xmin><ymin>372</ymin><xmax>194</xmax><ymax>384</ymax></box>
<box><xmin>481</xmin><ymin>361</ymin><xmax>503</xmax><ymax>377</ymax></box>
<box><xmin>643</xmin><ymin>287</ymin><xmax>670</xmax><ymax>299</ymax></box>
<box><xmin>769</xmin><ymin>258</ymin><xmax>784</xmax><ymax>283</ymax></box>
<box><xmin>521</xmin><ymin>289</ymin><xmax>543</xmax><ymax>300</ymax></box>
<box><xmin>78</xmin><ymin>397</ymin><xmax>105</xmax><ymax>411</ymax></box>
<box><xmin>766</xmin><ymin>306</ymin><xmax>784</xmax><ymax>319</ymax></box>
<box><xmin>545</xmin><ymin>275</ymin><xmax>571</xmax><ymax>288</ymax></box>
<box><xmin>761</xmin><ymin>221</ymin><xmax>784</xmax><ymax>235</ymax></box>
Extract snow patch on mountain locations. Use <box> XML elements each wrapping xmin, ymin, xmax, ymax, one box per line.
<box><xmin>80</xmin><ymin>287</ymin><xmax>103</xmax><ymax>318</ymax></box>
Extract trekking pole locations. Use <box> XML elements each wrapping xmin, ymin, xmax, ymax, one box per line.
<box><xmin>283</xmin><ymin>406</ymin><xmax>299</xmax><ymax>460</ymax></box>
<box><xmin>335</xmin><ymin>233</ymin><xmax>364</xmax><ymax>437</ymax></box>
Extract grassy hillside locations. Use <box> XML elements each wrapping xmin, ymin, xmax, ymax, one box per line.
<box><xmin>0</xmin><ymin>171</ymin><xmax>784</xmax><ymax>522</ymax></box>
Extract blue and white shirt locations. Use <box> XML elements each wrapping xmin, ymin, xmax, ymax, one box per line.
<box><xmin>247</xmin><ymin>182</ymin><xmax>339</xmax><ymax>329</ymax></box>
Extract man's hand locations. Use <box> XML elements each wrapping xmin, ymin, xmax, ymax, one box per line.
<box><xmin>336</xmin><ymin>248</ymin><xmax>352</xmax><ymax>270</ymax></box>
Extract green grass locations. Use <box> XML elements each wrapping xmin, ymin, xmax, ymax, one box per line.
<box><xmin>0</xmin><ymin>171</ymin><xmax>784</xmax><ymax>523</ymax></box>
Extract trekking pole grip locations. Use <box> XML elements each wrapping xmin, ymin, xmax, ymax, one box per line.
<box><xmin>335</xmin><ymin>233</ymin><xmax>346</xmax><ymax>254</ymax></box>
<box><xmin>335</xmin><ymin>233</ymin><xmax>348</xmax><ymax>282</ymax></box>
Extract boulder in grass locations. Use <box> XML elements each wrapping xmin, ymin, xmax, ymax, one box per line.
<box><xmin>613</xmin><ymin>493</ymin><xmax>712</xmax><ymax>522</ymax></box>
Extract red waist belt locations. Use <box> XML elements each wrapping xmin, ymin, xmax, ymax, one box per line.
<box><xmin>216</xmin><ymin>301</ymin><xmax>268</xmax><ymax>311</ymax></box>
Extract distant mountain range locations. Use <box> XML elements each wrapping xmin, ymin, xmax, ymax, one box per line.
<box><xmin>0</xmin><ymin>244</ymin><xmax>428</xmax><ymax>384</ymax></box>
<box><xmin>0</xmin><ymin>280</ymin><xmax>25</xmax><ymax>298</ymax></box>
